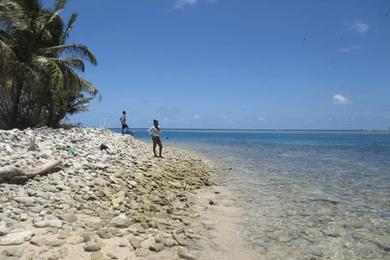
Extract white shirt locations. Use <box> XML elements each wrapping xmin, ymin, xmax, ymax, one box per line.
<box><xmin>120</xmin><ymin>115</ymin><xmax>126</xmax><ymax>123</ymax></box>
<box><xmin>148</xmin><ymin>127</ymin><xmax>160</xmax><ymax>137</ymax></box>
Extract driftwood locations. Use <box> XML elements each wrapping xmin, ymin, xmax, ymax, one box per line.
<box><xmin>0</xmin><ymin>160</ymin><xmax>62</xmax><ymax>182</ymax></box>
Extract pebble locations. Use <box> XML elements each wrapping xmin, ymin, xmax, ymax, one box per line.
<box><xmin>84</xmin><ymin>241</ymin><xmax>102</xmax><ymax>252</ymax></box>
<box><xmin>44</xmin><ymin>239</ymin><xmax>66</xmax><ymax>247</ymax></box>
<box><xmin>178</xmin><ymin>247</ymin><xmax>197</xmax><ymax>260</ymax></box>
<box><xmin>0</xmin><ymin>231</ymin><xmax>34</xmax><ymax>245</ymax></box>
<box><xmin>107</xmin><ymin>252</ymin><xmax>118</xmax><ymax>259</ymax></box>
<box><xmin>33</xmin><ymin>219</ymin><xmax>63</xmax><ymax>228</ymax></box>
<box><xmin>14</xmin><ymin>197</ymin><xmax>36</xmax><ymax>205</ymax></box>
<box><xmin>0</xmin><ymin>221</ymin><xmax>8</xmax><ymax>236</ymax></box>
<box><xmin>110</xmin><ymin>215</ymin><xmax>131</xmax><ymax>228</ymax></box>
<box><xmin>129</xmin><ymin>239</ymin><xmax>142</xmax><ymax>249</ymax></box>
<box><xmin>135</xmin><ymin>248</ymin><xmax>149</xmax><ymax>257</ymax></box>
<box><xmin>90</xmin><ymin>251</ymin><xmax>111</xmax><ymax>260</ymax></box>
<box><xmin>58</xmin><ymin>213</ymin><xmax>77</xmax><ymax>223</ymax></box>
<box><xmin>149</xmin><ymin>242</ymin><xmax>164</xmax><ymax>252</ymax></box>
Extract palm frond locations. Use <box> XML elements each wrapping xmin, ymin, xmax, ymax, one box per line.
<box><xmin>41</xmin><ymin>44</ymin><xmax>97</xmax><ymax>65</ymax></box>
<box><xmin>38</xmin><ymin>8</ymin><xmax>63</xmax><ymax>35</ymax></box>
<box><xmin>61</xmin><ymin>13</ymin><xmax>77</xmax><ymax>44</ymax></box>
<box><xmin>78</xmin><ymin>77</ymin><xmax>98</xmax><ymax>95</ymax></box>
<box><xmin>32</xmin><ymin>56</ymin><xmax>64</xmax><ymax>88</ymax></box>
<box><xmin>55</xmin><ymin>60</ymin><xmax>96</xmax><ymax>95</ymax></box>
<box><xmin>0</xmin><ymin>39</ymin><xmax>15</xmax><ymax>57</ymax></box>
<box><xmin>61</xmin><ymin>58</ymin><xmax>85</xmax><ymax>72</ymax></box>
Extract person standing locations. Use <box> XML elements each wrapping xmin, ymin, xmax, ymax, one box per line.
<box><xmin>120</xmin><ymin>111</ymin><xmax>129</xmax><ymax>135</ymax></box>
<box><xmin>148</xmin><ymin>119</ymin><xmax>163</xmax><ymax>157</ymax></box>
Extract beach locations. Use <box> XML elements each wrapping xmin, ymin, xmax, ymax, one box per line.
<box><xmin>0</xmin><ymin>128</ymin><xmax>255</xmax><ymax>260</ymax></box>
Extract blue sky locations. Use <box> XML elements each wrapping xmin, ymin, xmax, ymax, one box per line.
<box><xmin>59</xmin><ymin>0</ymin><xmax>389</xmax><ymax>129</ymax></box>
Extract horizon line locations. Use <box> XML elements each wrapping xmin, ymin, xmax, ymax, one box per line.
<box><xmin>107</xmin><ymin>127</ymin><xmax>390</xmax><ymax>132</ymax></box>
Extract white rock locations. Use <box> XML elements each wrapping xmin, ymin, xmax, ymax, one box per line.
<box><xmin>14</xmin><ymin>196</ymin><xmax>36</xmax><ymax>205</ymax></box>
<box><xmin>0</xmin><ymin>221</ymin><xmax>9</xmax><ymax>236</ymax></box>
<box><xmin>33</xmin><ymin>219</ymin><xmax>63</xmax><ymax>228</ymax></box>
<box><xmin>0</xmin><ymin>231</ymin><xmax>34</xmax><ymax>245</ymax></box>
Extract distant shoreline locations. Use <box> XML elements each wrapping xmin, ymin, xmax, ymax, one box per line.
<box><xmin>109</xmin><ymin>127</ymin><xmax>390</xmax><ymax>132</ymax></box>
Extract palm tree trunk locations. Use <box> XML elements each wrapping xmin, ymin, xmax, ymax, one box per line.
<box><xmin>10</xmin><ymin>81</ymin><xmax>23</xmax><ymax>128</ymax></box>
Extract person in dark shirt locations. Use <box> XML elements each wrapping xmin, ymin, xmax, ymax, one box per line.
<box><xmin>120</xmin><ymin>111</ymin><xmax>129</xmax><ymax>135</ymax></box>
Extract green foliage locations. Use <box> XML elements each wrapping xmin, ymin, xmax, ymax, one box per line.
<box><xmin>0</xmin><ymin>0</ymin><xmax>98</xmax><ymax>129</ymax></box>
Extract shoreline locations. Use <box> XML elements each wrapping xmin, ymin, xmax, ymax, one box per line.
<box><xmin>0</xmin><ymin>127</ymin><xmax>254</xmax><ymax>259</ymax></box>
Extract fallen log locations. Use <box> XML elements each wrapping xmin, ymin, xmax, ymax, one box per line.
<box><xmin>0</xmin><ymin>160</ymin><xmax>62</xmax><ymax>182</ymax></box>
<box><xmin>0</xmin><ymin>167</ymin><xmax>24</xmax><ymax>179</ymax></box>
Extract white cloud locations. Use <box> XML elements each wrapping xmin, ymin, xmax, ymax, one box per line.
<box><xmin>332</xmin><ymin>94</ymin><xmax>351</xmax><ymax>105</ymax></box>
<box><xmin>174</xmin><ymin>0</ymin><xmax>197</xmax><ymax>9</ymax></box>
<box><xmin>194</xmin><ymin>115</ymin><xmax>200</xmax><ymax>119</ymax></box>
<box><xmin>346</xmin><ymin>20</ymin><xmax>370</xmax><ymax>33</ymax></box>
<box><xmin>337</xmin><ymin>45</ymin><xmax>361</xmax><ymax>53</ymax></box>
<box><xmin>174</xmin><ymin>0</ymin><xmax>216</xmax><ymax>9</ymax></box>
<box><xmin>353</xmin><ymin>20</ymin><xmax>370</xmax><ymax>33</ymax></box>
<box><xmin>256</xmin><ymin>117</ymin><xmax>267</xmax><ymax>122</ymax></box>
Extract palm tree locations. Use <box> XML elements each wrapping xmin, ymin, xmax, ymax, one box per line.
<box><xmin>0</xmin><ymin>0</ymin><xmax>98</xmax><ymax>129</ymax></box>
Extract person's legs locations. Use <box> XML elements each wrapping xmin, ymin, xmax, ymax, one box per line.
<box><xmin>152</xmin><ymin>137</ymin><xmax>158</xmax><ymax>157</ymax></box>
<box><xmin>156</xmin><ymin>138</ymin><xmax>163</xmax><ymax>157</ymax></box>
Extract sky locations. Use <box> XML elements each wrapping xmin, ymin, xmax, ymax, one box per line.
<box><xmin>56</xmin><ymin>0</ymin><xmax>390</xmax><ymax>129</ymax></box>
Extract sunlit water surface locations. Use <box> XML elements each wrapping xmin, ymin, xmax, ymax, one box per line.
<box><xmin>113</xmin><ymin>129</ymin><xmax>390</xmax><ymax>259</ymax></box>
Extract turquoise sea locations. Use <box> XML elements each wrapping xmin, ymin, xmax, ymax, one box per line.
<box><xmin>112</xmin><ymin>128</ymin><xmax>390</xmax><ymax>259</ymax></box>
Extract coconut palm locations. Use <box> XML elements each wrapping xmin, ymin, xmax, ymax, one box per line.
<box><xmin>0</xmin><ymin>0</ymin><xmax>98</xmax><ymax>129</ymax></box>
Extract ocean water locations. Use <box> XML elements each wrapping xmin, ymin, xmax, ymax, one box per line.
<box><xmin>112</xmin><ymin>129</ymin><xmax>390</xmax><ymax>259</ymax></box>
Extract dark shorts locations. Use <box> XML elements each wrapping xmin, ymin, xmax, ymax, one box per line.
<box><xmin>152</xmin><ymin>136</ymin><xmax>161</xmax><ymax>143</ymax></box>
<box><xmin>122</xmin><ymin>123</ymin><xmax>128</xmax><ymax>129</ymax></box>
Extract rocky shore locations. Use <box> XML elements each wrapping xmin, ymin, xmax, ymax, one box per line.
<box><xmin>0</xmin><ymin>127</ymin><xmax>213</xmax><ymax>259</ymax></box>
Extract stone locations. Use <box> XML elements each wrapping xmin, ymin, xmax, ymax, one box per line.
<box><xmin>118</xmin><ymin>241</ymin><xmax>127</xmax><ymax>247</ymax></box>
<box><xmin>82</xmin><ymin>233</ymin><xmax>93</xmax><ymax>242</ymax></box>
<box><xmin>178</xmin><ymin>247</ymin><xmax>196</xmax><ymax>260</ymax></box>
<box><xmin>33</xmin><ymin>219</ymin><xmax>63</xmax><ymax>228</ymax></box>
<box><xmin>97</xmin><ymin>229</ymin><xmax>112</xmax><ymax>239</ymax></box>
<box><xmin>69</xmin><ymin>236</ymin><xmax>84</xmax><ymax>245</ymax></box>
<box><xmin>14</xmin><ymin>196</ymin><xmax>36</xmax><ymax>205</ymax></box>
<box><xmin>30</xmin><ymin>236</ymin><xmax>45</xmax><ymax>246</ymax></box>
<box><xmin>57</xmin><ymin>231</ymin><xmax>71</xmax><ymax>240</ymax></box>
<box><xmin>58</xmin><ymin>213</ymin><xmax>77</xmax><ymax>223</ymax></box>
<box><xmin>84</xmin><ymin>241</ymin><xmax>102</xmax><ymax>252</ymax></box>
<box><xmin>163</xmin><ymin>238</ymin><xmax>177</xmax><ymax>247</ymax></box>
<box><xmin>208</xmin><ymin>200</ymin><xmax>216</xmax><ymax>205</ymax></box>
<box><xmin>129</xmin><ymin>239</ymin><xmax>142</xmax><ymax>249</ymax></box>
<box><xmin>135</xmin><ymin>248</ymin><xmax>149</xmax><ymax>257</ymax></box>
<box><xmin>107</xmin><ymin>252</ymin><xmax>118</xmax><ymax>259</ymax></box>
<box><xmin>44</xmin><ymin>239</ymin><xmax>66</xmax><ymax>247</ymax></box>
<box><xmin>149</xmin><ymin>242</ymin><xmax>164</xmax><ymax>252</ymax></box>
<box><xmin>0</xmin><ymin>231</ymin><xmax>34</xmax><ymax>245</ymax></box>
<box><xmin>172</xmin><ymin>231</ymin><xmax>188</xmax><ymax>246</ymax></box>
<box><xmin>110</xmin><ymin>215</ymin><xmax>131</xmax><ymax>228</ymax></box>
<box><xmin>30</xmin><ymin>206</ymin><xmax>44</xmax><ymax>213</ymax></box>
<box><xmin>19</xmin><ymin>213</ymin><xmax>28</xmax><ymax>221</ymax></box>
<box><xmin>1</xmin><ymin>246</ymin><xmax>25</xmax><ymax>257</ymax></box>
<box><xmin>90</xmin><ymin>251</ymin><xmax>111</xmax><ymax>260</ymax></box>
<box><xmin>0</xmin><ymin>221</ymin><xmax>8</xmax><ymax>236</ymax></box>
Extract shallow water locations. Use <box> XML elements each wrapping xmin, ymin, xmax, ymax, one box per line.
<box><xmin>113</xmin><ymin>129</ymin><xmax>390</xmax><ymax>259</ymax></box>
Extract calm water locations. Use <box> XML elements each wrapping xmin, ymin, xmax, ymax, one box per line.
<box><xmin>113</xmin><ymin>129</ymin><xmax>390</xmax><ymax>259</ymax></box>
